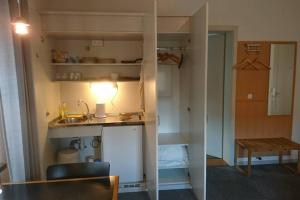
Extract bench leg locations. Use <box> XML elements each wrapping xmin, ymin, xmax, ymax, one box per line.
<box><xmin>247</xmin><ymin>150</ymin><xmax>252</xmax><ymax>177</ymax></box>
<box><xmin>235</xmin><ymin>141</ymin><xmax>253</xmax><ymax>177</ymax></box>
<box><xmin>235</xmin><ymin>141</ymin><xmax>239</xmax><ymax>167</ymax></box>
<box><xmin>235</xmin><ymin>141</ymin><xmax>245</xmax><ymax>175</ymax></box>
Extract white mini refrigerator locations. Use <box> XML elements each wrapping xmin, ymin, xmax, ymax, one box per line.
<box><xmin>102</xmin><ymin>125</ymin><xmax>143</xmax><ymax>183</ymax></box>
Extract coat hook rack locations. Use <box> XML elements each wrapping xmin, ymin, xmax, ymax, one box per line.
<box><xmin>245</xmin><ymin>43</ymin><xmax>262</xmax><ymax>53</ymax></box>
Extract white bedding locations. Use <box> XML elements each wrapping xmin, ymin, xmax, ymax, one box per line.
<box><xmin>158</xmin><ymin>145</ymin><xmax>189</xmax><ymax>168</ymax></box>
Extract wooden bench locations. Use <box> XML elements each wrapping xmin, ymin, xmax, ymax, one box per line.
<box><xmin>235</xmin><ymin>137</ymin><xmax>300</xmax><ymax>176</ymax></box>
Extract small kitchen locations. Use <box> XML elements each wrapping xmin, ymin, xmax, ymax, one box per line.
<box><xmin>0</xmin><ymin>0</ymin><xmax>208</xmax><ymax>198</ymax></box>
<box><xmin>35</xmin><ymin>11</ymin><xmax>149</xmax><ymax>192</ymax></box>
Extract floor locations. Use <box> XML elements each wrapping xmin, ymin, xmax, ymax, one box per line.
<box><xmin>118</xmin><ymin>189</ymin><xmax>196</xmax><ymax>200</ymax></box>
<box><xmin>207</xmin><ymin>165</ymin><xmax>300</xmax><ymax>200</ymax></box>
<box><xmin>119</xmin><ymin>165</ymin><xmax>300</xmax><ymax>200</ymax></box>
<box><xmin>207</xmin><ymin>155</ymin><xmax>227</xmax><ymax>166</ymax></box>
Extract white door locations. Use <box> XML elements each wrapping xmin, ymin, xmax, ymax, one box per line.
<box><xmin>206</xmin><ymin>33</ymin><xmax>225</xmax><ymax>158</ymax></box>
<box><xmin>189</xmin><ymin>2</ymin><xmax>208</xmax><ymax>200</ymax></box>
<box><xmin>143</xmin><ymin>0</ymin><xmax>158</xmax><ymax>199</ymax></box>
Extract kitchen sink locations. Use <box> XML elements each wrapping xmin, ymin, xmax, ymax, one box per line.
<box><xmin>58</xmin><ymin>116</ymin><xmax>88</xmax><ymax>124</ymax></box>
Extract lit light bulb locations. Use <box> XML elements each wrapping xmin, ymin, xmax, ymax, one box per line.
<box><xmin>12</xmin><ymin>17</ymin><xmax>30</xmax><ymax>35</ymax></box>
<box><xmin>90</xmin><ymin>82</ymin><xmax>118</xmax><ymax>103</ymax></box>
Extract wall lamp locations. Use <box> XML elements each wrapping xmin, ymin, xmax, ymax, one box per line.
<box><xmin>11</xmin><ymin>0</ymin><xmax>30</xmax><ymax>35</ymax></box>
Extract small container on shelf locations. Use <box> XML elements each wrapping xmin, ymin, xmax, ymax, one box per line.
<box><xmin>55</xmin><ymin>72</ymin><xmax>68</xmax><ymax>81</ymax></box>
<box><xmin>52</xmin><ymin>49</ymin><xmax>69</xmax><ymax>63</ymax></box>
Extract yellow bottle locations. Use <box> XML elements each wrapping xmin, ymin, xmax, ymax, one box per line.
<box><xmin>59</xmin><ymin>102</ymin><xmax>68</xmax><ymax>118</ymax></box>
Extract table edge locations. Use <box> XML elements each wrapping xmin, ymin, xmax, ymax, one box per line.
<box><xmin>3</xmin><ymin>176</ymin><xmax>118</xmax><ymax>185</ymax></box>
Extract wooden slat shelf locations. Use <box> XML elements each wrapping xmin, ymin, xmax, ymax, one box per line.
<box><xmin>237</xmin><ymin>137</ymin><xmax>300</xmax><ymax>152</ymax></box>
<box><xmin>235</xmin><ymin>137</ymin><xmax>300</xmax><ymax>176</ymax></box>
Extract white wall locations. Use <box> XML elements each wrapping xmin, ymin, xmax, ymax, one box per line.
<box><xmin>208</xmin><ymin>0</ymin><xmax>300</xmax><ymax>144</ymax></box>
<box><xmin>28</xmin><ymin>0</ymin><xmax>61</xmax><ymax>178</ymax></box>
<box><xmin>157</xmin><ymin>66</ymin><xmax>180</xmax><ymax>133</ymax></box>
<box><xmin>60</xmin><ymin>82</ymin><xmax>142</xmax><ymax>114</ymax></box>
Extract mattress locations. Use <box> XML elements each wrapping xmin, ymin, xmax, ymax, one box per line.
<box><xmin>159</xmin><ymin>145</ymin><xmax>189</xmax><ymax>169</ymax></box>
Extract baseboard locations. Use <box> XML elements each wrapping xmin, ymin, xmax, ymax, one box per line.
<box><xmin>237</xmin><ymin>155</ymin><xmax>298</xmax><ymax>165</ymax></box>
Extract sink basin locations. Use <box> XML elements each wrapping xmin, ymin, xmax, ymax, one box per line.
<box><xmin>58</xmin><ymin>116</ymin><xmax>87</xmax><ymax>124</ymax></box>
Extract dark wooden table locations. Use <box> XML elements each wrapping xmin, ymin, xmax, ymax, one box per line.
<box><xmin>0</xmin><ymin>176</ymin><xmax>118</xmax><ymax>200</ymax></box>
<box><xmin>235</xmin><ymin>137</ymin><xmax>300</xmax><ymax>176</ymax></box>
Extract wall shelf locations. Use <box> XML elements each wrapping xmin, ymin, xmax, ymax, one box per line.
<box><xmin>158</xmin><ymin>133</ymin><xmax>188</xmax><ymax>146</ymax></box>
<box><xmin>52</xmin><ymin>63</ymin><xmax>142</xmax><ymax>67</ymax></box>
<box><xmin>159</xmin><ymin>164</ymin><xmax>189</xmax><ymax>170</ymax></box>
<box><xmin>159</xmin><ymin>168</ymin><xmax>191</xmax><ymax>190</ymax></box>
<box><xmin>46</xmin><ymin>31</ymin><xmax>143</xmax><ymax>41</ymax></box>
<box><xmin>54</xmin><ymin>77</ymin><xmax>140</xmax><ymax>82</ymax></box>
<box><xmin>159</xmin><ymin>168</ymin><xmax>190</xmax><ymax>184</ymax></box>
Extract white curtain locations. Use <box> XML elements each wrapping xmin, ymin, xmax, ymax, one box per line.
<box><xmin>0</xmin><ymin>92</ymin><xmax>11</xmax><ymax>182</ymax></box>
<box><xmin>0</xmin><ymin>0</ymin><xmax>27</xmax><ymax>182</ymax></box>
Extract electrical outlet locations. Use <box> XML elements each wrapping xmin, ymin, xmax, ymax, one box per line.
<box><xmin>91</xmin><ymin>40</ymin><xmax>104</xmax><ymax>47</ymax></box>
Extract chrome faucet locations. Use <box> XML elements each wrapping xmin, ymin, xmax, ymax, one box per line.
<box><xmin>77</xmin><ymin>100</ymin><xmax>92</xmax><ymax>119</ymax></box>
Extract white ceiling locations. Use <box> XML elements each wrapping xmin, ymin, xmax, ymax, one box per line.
<box><xmin>39</xmin><ymin>0</ymin><xmax>206</xmax><ymax>16</ymax></box>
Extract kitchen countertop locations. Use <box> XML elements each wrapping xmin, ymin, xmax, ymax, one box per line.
<box><xmin>48</xmin><ymin>115</ymin><xmax>144</xmax><ymax>129</ymax></box>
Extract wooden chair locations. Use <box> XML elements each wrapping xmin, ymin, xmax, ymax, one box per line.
<box><xmin>46</xmin><ymin>162</ymin><xmax>110</xmax><ymax>180</ymax></box>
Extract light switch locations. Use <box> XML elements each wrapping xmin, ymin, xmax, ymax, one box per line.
<box><xmin>91</xmin><ymin>40</ymin><xmax>104</xmax><ymax>47</ymax></box>
<box><xmin>247</xmin><ymin>93</ymin><xmax>253</xmax><ymax>100</ymax></box>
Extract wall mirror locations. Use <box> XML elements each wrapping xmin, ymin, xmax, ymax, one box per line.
<box><xmin>268</xmin><ymin>42</ymin><xmax>297</xmax><ymax>116</ymax></box>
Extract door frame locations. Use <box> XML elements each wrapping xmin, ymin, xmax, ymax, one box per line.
<box><xmin>208</xmin><ymin>26</ymin><xmax>238</xmax><ymax>166</ymax></box>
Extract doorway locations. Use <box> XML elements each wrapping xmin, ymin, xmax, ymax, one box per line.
<box><xmin>206</xmin><ymin>31</ymin><xmax>235</xmax><ymax>165</ymax></box>
<box><xmin>207</xmin><ymin>32</ymin><xmax>226</xmax><ymax>159</ymax></box>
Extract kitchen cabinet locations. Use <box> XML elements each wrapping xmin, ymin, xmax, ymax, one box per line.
<box><xmin>102</xmin><ymin>125</ymin><xmax>143</xmax><ymax>183</ymax></box>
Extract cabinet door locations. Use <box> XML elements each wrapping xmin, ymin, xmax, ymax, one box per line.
<box><xmin>143</xmin><ymin>0</ymin><xmax>158</xmax><ymax>199</ymax></box>
<box><xmin>189</xmin><ymin>2</ymin><xmax>208</xmax><ymax>200</ymax></box>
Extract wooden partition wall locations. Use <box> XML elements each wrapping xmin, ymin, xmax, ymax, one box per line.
<box><xmin>235</xmin><ymin>41</ymin><xmax>295</xmax><ymax>139</ymax></box>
